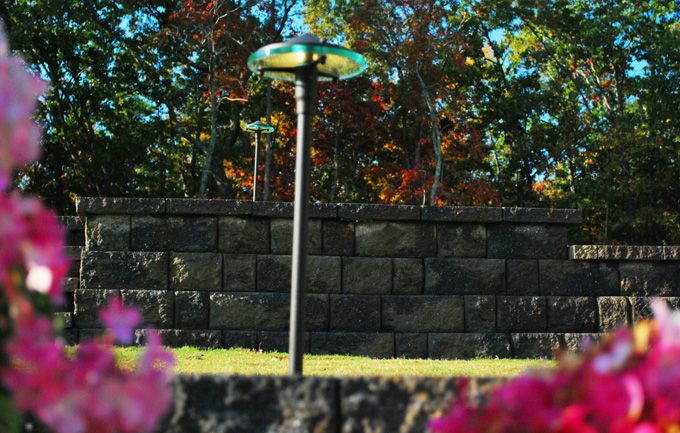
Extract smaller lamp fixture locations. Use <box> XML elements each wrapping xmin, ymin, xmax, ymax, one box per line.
<box><xmin>243</xmin><ymin>120</ymin><xmax>275</xmax><ymax>201</ymax></box>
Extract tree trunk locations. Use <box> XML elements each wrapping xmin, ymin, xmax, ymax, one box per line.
<box><xmin>330</xmin><ymin>131</ymin><xmax>340</xmax><ymax>202</ymax></box>
<box><xmin>198</xmin><ymin>50</ymin><xmax>217</xmax><ymax>197</ymax></box>
<box><xmin>415</xmin><ymin>69</ymin><xmax>442</xmax><ymax>206</ymax></box>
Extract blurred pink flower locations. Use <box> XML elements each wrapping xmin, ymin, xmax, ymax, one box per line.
<box><xmin>100</xmin><ymin>297</ymin><xmax>142</xmax><ymax>344</ymax></box>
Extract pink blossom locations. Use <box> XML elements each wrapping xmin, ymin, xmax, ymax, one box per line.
<box><xmin>100</xmin><ymin>297</ymin><xmax>142</xmax><ymax>344</ymax></box>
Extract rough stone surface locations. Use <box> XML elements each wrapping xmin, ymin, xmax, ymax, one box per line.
<box><xmin>170</xmin><ymin>253</ymin><xmax>222</xmax><ymax>290</ymax></box>
<box><xmin>161</xmin><ymin>375</ymin><xmax>339</xmax><ymax>433</ymax></box>
<box><xmin>506</xmin><ymin>259</ymin><xmax>540</xmax><ymax>295</ymax></box>
<box><xmin>322</xmin><ymin>220</ymin><xmax>354</xmax><ymax>256</ymax></box>
<box><xmin>428</xmin><ymin>333</ymin><xmax>511</xmax><ymax>359</ymax></box>
<box><xmin>219</xmin><ymin>217</ymin><xmax>269</xmax><ymax>254</ymax></box>
<box><xmin>309</xmin><ymin>203</ymin><xmax>338</xmax><ymax>219</ymax></box>
<box><xmin>421</xmin><ymin>206</ymin><xmax>502</xmax><ymax>222</ymax></box>
<box><xmin>122</xmin><ymin>290</ymin><xmax>173</xmax><ymax>328</ymax></box>
<box><xmin>540</xmin><ymin>260</ymin><xmax>619</xmax><ymax>296</ymax></box>
<box><xmin>338</xmin><ymin>203</ymin><xmax>420</xmax><ymax>221</ymax></box>
<box><xmin>86</xmin><ymin>215</ymin><xmax>129</xmax><ymax>250</ymax></box>
<box><xmin>395</xmin><ymin>333</ymin><xmax>428</xmax><ymax>359</ymax></box>
<box><xmin>257</xmin><ymin>255</ymin><xmax>341</xmax><ymax>293</ymax></box>
<box><xmin>424</xmin><ymin>258</ymin><xmax>505</xmax><ymax>295</ymax></box>
<box><xmin>132</xmin><ymin>215</ymin><xmax>220</xmax><ymax>251</ymax></box>
<box><xmin>393</xmin><ymin>258</ymin><xmax>423</xmax><ymax>294</ymax></box>
<box><xmin>74</xmin><ymin>289</ymin><xmax>120</xmax><ymax>327</ymax></box>
<box><xmin>130</xmin><ymin>216</ymin><xmax>168</xmax><ymax>250</ymax></box>
<box><xmin>629</xmin><ymin>297</ymin><xmax>680</xmax><ymax>322</ymax></box>
<box><xmin>76</xmin><ymin>197</ymin><xmax>165</xmax><ymax>214</ymax></box>
<box><xmin>165</xmin><ymin>199</ymin><xmax>252</xmax><ymax>215</ymax></box>
<box><xmin>258</xmin><ymin>331</ymin><xmax>311</xmax><ymax>353</ymax></box>
<box><xmin>511</xmin><ymin>333</ymin><xmax>562</xmax><ymax>358</ymax></box>
<box><xmin>252</xmin><ymin>201</ymin><xmax>293</xmax><ymax>217</ymax></box>
<box><xmin>175</xmin><ymin>291</ymin><xmax>209</xmax><ymax>329</ymax></box>
<box><xmin>311</xmin><ymin>332</ymin><xmax>394</xmax><ymax>358</ymax></box>
<box><xmin>59</xmin><ymin>216</ymin><xmax>84</xmax><ymax>230</ymax></box>
<box><xmin>80</xmin><ymin>251</ymin><xmax>167</xmax><ymax>290</ymax></box>
<box><xmin>437</xmin><ymin>224</ymin><xmax>486</xmax><ymax>257</ymax></box>
<box><xmin>464</xmin><ymin>295</ymin><xmax>496</xmax><ymax>332</ymax></box>
<box><xmin>598</xmin><ymin>296</ymin><xmax>630</xmax><ymax>331</ymax></box>
<box><xmin>224</xmin><ymin>254</ymin><xmax>256</xmax><ymax>291</ymax></box>
<box><xmin>488</xmin><ymin>224</ymin><xmax>568</xmax><ymax>259</ymax></box>
<box><xmin>563</xmin><ymin>333</ymin><xmax>603</xmax><ymax>353</ymax></box>
<box><xmin>664</xmin><ymin>246</ymin><xmax>680</xmax><ymax>260</ymax></box>
<box><xmin>497</xmin><ymin>296</ymin><xmax>547</xmax><ymax>332</ymax></box>
<box><xmin>342</xmin><ymin>257</ymin><xmax>392</xmax><ymax>294</ymax></box>
<box><xmin>136</xmin><ymin>329</ymin><xmax>221</xmax><ymax>348</ymax></box>
<box><xmin>64</xmin><ymin>277</ymin><xmax>79</xmax><ymax>293</ymax></box>
<box><xmin>383</xmin><ymin>296</ymin><xmax>464</xmax><ymax>332</ymax></box>
<box><xmin>599</xmin><ymin>245</ymin><xmax>664</xmax><ymax>260</ymax></box>
<box><xmin>222</xmin><ymin>331</ymin><xmax>258</xmax><ymax>349</ymax></box>
<box><xmin>329</xmin><ymin>295</ymin><xmax>381</xmax><ymax>332</ymax></box>
<box><xmin>547</xmin><ymin>296</ymin><xmax>597</xmax><ymax>332</ymax></box>
<box><xmin>502</xmin><ymin>207</ymin><xmax>582</xmax><ymax>224</ymax></box>
<box><xmin>569</xmin><ymin>245</ymin><xmax>598</xmax><ymax>260</ymax></box>
<box><xmin>257</xmin><ymin>255</ymin><xmax>291</xmax><ymax>291</ymax></box>
<box><xmin>620</xmin><ymin>262</ymin><xmax>680</xmax><ymax>296</ymax></box>
<box><xmin>355</xmin><ymin>222</ymin><xmax>436</xmax><ymax>257</ymax></box>
<box><xmin>270</xmin><ymin>218</ymin><xmax>321</xmax><ymax>254</ymax></box>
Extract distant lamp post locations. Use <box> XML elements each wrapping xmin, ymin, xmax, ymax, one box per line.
<box><xmin>247</xmin><ymin>34</ymin><xmax>366</xmax><ymax>376</ymax></box>
<box><xmin>243</xmin><ymin>120</ymin><xmax>275</xmax><ymax>201</ymax></box>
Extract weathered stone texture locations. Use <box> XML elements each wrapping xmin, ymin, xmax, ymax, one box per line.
<box><xmin>122</xmin><ymin>290</ymin><xmax>173</xmax><ymax>328</ymax></box>
<box><xmin>598</xmin><ymin>296</ymin><xmax>629</xmax><ymax>331</ymax></box>
<box><xmin>547</xmin><ymin>296</ymin><xmax>597</xmax><ymax>332</ymax></box>
<box><xmin>437</xmin><ymin>224</ymin><xmax>486</xmax><ymax>257</ymax></box>
<box><xmin>86</xmin><ymin>215</ymin><xmax>129</xmax><ymax>250</ymax></box>
<box><xmin>311</xmin><ymin>332</ymin><xmax>394</xmax><ymax>358</ymax></box>
<box><xmin>497</xmin><ymin>296</ymin><xmax>547</xmax><ymax>332</ymax></box>
<box><xmin>223</xmin><ymin>254</ymin><xmax>256</xmax><ymax>291</ymax></box>
<box><xmin>80</xmin><ymin>251</ymin><xmax>168</xmax><ymax>290</ymax></box>
<box><xmin>599</xmin><ymin>245</ymin><xmax>663</xmax><ymax>261</ymax></box>
<box><xmin>393</xmin><ymin>258</ymin><xmax>423</xmax><ymax>294</ymax></box>
<box><xmin>506</xmin><ymin>259</ymin><xmax>539</xmax><ymax>295</ymax></box>
<box><xmin>664</xmin><ymin>246</ymin><xmax>680</xmax><ymax>260</ymax></box>
<box><xmin>464</xmin><ymin>295</ymin><xmax>496</xmax><ymax>332</ymax></box>
<box><xmin>382</xmin><ymin>296</ymin><xmax>463</xmax><ymax>332</ymax></box>
<box><xmin>76</xmin><ymin>197</ymin><xmax>165</xmax><ymax>214</ymax></box>
<box><xmin>270</xmin><ymin>218</ymin><xmax>321</xmax><ymax>254</ymax></box>
<box><xmin>219</xmin><ymin>217</ymin><xmax>269</xmax><ymax>254</ymax></box>
<box><xmin>322</xmin><ymin>220</ymin><xmax>354</xmax><ymax>256</ymax></box>
<box><xmin>343</xmin><ymin>257</ymin><xmax>392</xmax><ymax>294</ymax></box>
<box><xmin>395</xmin><ymin>333</ymin><xmax>428</xmax><ymax>359</ymax></box>
<box><xmin>540</xmin><ymin>260</ymin><xmax>619</xmax><ymax>296</ymax></box>
<box><xmin>569</xmin><ymin>245</ymin><xmax>598</xmax><ymax>260</ymax></box>
<box><xmin>563</xmin><ymin>333</ymin><xmax>603</xmax><ymax>353</ymax></box>
<box><xmin>620</xmin><ymin>262</ymin><xmax>680</xmax><ymax>296</ymax></box>
<box><xmin>511</xmin><ymin>333</ymin><xmax>562</xmax><ymax>359</ymax></box>
<box><xmin>258</xmin><ymin>331</ymin><xmax>307</xmax><ymax>353</ymax></box>
<box><xmin>629</xmin><ymin>297</ymin><xmax>680</xmax><ymax>322</ymax></box>
<box><xmin>170</xmin><ymin>253</ymin><xmax>222</xmax><ymax>290</ymax></box>
<box><xmin>165</xmin><ymin>198</ymin><xmax>252</xmax><ymax>215</ymax></box>
<box><xmin>502</xmin><ymin>207</ymin><xmax>582</xmax><ymax>224</ymax></box>
<box><xmin>355</xmin><ymin>222</ymin><xmax>436</xmax><ymax>257</ymax></box>
<box><xmin>421</xmin><ymin>206</ymin><xmax>502</xmax><ymax>222</ymax></box>
<box><xmin>74</xmin><ymin>289</ymin><xmax>120</xmax><ymax>327</ymax></box>
<box><xmin>339</xmin><ymin>203</ymin><xmax>420</xmax><ymax>221</ymax></box>
<box><xmin>130</xmin><ymin>216</ymin><xmax>217</xmax><ymax>251</ymax></box>
<box><xmin>175</xmin><ymin>291</ymin><xmax>209</xmax><ymax>329</ymax></box>
<box><xmin>424</xmin><ymin>258</ymin><xmax>504</xmax><ymax>295</ymax></box>
<box><xmin>329</xmin><ymin>295</ymin><xmax>381</xmax><ymax>331</ymax></box>
<box><xmin>258</xmin><ymin>255</ymin><xmax>341</xmax><ymax>293</ymax></box>
<box><xmin>488</xmin><ymin>224</ymin><xmax>567</xmax><ymax>259</ymax></box>
<box><xmin>252</xmin><ymin>201</ymin><xmax>293</xmax><ymax>217</ymax></box>
<box><xmin>428</xmin><ymin>333</ymin><xmax>511</xmax><ymax>359</ymax></box>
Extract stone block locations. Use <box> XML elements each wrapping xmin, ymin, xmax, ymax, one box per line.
<box><xmin>620</xmin><ymin>262</ymin><xmax>680</xmax><ymax>296</ymax></box>
<box><xmin>137</xmin><ymin>329</ymin><xmax>221</xmax><ymax>348</ymax></box>
<box><xmin>629</xmin><ymin>297</ymin><xmax>680</xmax><ymax>322</ymax></box>
<box><xmin>395</xmin><ymin>333</ymin><xmax>428</xmax><ymax>359</ymax></box>
<box><xmin>437</xmin><ymin>224</ymin><xmax>486</xmax><ymax>257</ymax></box>
<box><xmin>80</xmin><ymin>251</ymin><xmax>167</xmax><ymax>290</ymax></box>
<box><xmin>424</xmin><ymin>258</ymin><xmax>505</xmax><ymax>295</ymax></box>
<box><xmin>664</xmin><ymin>246</ymin><xmax>680</xmax><ymax>260</ymax></box>
<box><xmin>428</xmin><ymin>333</ymin><xmax>511</xmax><ymax>359</ymax></box>
<box><xmin>175</xmin><ymin>291</ymin><xmax>209</xmax><ymax>329</ymax></box>
<box><xmin>421</xmin><ymin>206</ymin><xmax>502</xmax><ymax>222</ymax></box>
<box><xmin>464</xmin><ymin>295</ymin><xmax>496</xmax><ymax>332</ymax></box>
<box><xmin>132</xmin><ymin>216</ymin><xmax>219</xmax><ymax>251</ymax></box>
<box><xmin>257</xmin><ymin>255</ymin><xmax>290</xmax><ymax>291</ymax></box>
<box><xmin>258</xmin><ymin>331</ymin><xmax>311</xmax><ymax>353</ymax></box>
<box><xmin>170</xmin><ymin>253</ymin><xmax>222</xmax><ymax>290</ymax></box>
<box><xmin>547</xmin><ymin>296</ymin><xmax>597</xmax><ymax>332</ymax></box>
<box><xmin>309</xmin><ymin>203</ymin><xmax>338</xmax><ymax>219</ymax></box>
<box><xmin>563</xmin><ymin>333</ymin><xmax>603</xmax><ymax>353</ymax></box>
<box><xmin>599</xmin><ymin>245</ymin><xmax>663</xmax><ymax>260</ymax></box>
<box><xmin>329</xmin><ymin>295</ymin><xmax>381</xmax><ymax>332</ymax></box>
<box><xmin>502</xmin><ymin>207</ymin><xmax>582</xmax><ymax>224</ymax></box>
<box><xmin>66</xmin><ymin>228</ymin><xmax>86</xmax><ymax>246</ymax></box>
<box><xmin>252</xmin><ymin>201</ymin><xmax>293</xmax><ymax>217</ymax></box>
<box><xmin>76</xmin><ymin>197</ymin><xmax>165</xmax><ymax>214</ymax></box>
<box><xmin>222</xmin><ymin>331</ymin><xmax>258</xmax><ymax>349</ymax></box>
<box><xmin>224</xmin><ymin>254</ymin><xmax>256</xmax><ymax>291</ymax></box>
<box><xmin>393</xmin><ymin>258</ymin><xmax>423</xmax><ymax>294</ymax></box>
<box><xmin>311</xmin><ymin>332</ymin><xmax>394</xmax><ymax>357</ymax></box>
<box><xmin>598</xmin><ymin>296</ymin><xmax>629</xmax><ymax>331</ymax></box>
<box><xmin>497</xmin><ymin>296</ymin><xmax>546</xmax><ymax>332</ymax></box>
<box><xmin>270</xmin><ymin>218</ymin><xmax>321</xmax><ymax>254</ymax></box>
<box><xmin>122</xmin><ymin>290</ymin><xmax>173</xmax><ymax>328</ymax></box>
<box><xmin>257</xmin><ymin>255</ymin><xmax>341</xmax><ymax>293</ymax></box>
<box><xmin>64</xmin><ymin>277</ymin><xmax>79</xmax><ymax>293</ymax></box>
<box><xmin>506</xmin><ymin>259</ymin><xmax>539</xmax><ymax>295</ymax></box>
<box><xmin>165</xmin><ymin>199</ymin><xmax>252</xmax><ymax>215</ymax></box>
<box><xmin>130</xmin><ymin>216</ymin><xmax>167</xmax><ymax>250</ymax></box>
<box><xmin>218</xmin><ymin>217</ymin><xmax>269</xmax><ymax>254</ymax></box>
<box><xmin>343</xmin><ymin>257</ymin><xmax>392</xmax><ymax>294</ymax></box>
<box><xmin>540</xmin><ymin>260</ymin><xmax>619</xmax><ymax>296</ymax></box>
<box><xmin>86</xmin><ymin>215</ymin><xmax>129</xmax><ymax>250</ymax></box>
<box><xmin>355</xmin><ymin>222</ymin><xmax>436</xmax><ymax>257</ymax></box>
<box><xmin>511</xmin><ymin>333</ymin><xmax>562</xmax><ymax>359</ymax></box>
<box><xmin>306</xmin><ymin>256</ymin><xmax>342</xmax><ymax>294</ymax></box>
<box><xmin>382</xmin><ymin>296</ymin><xmax>464</xmax><ymax>332</ymax></box>
<box><xmin>74</xmin><ymin>289</ymin><xmax>120</xmax><ymax>327</ymax></box>
<box><xmin>338</xmin><ymin>203</ymin><xmax>421</xmax><ymax>221</ymax></box>
<box><xmin>488</xmin><ymin>224</ymin><xmax>567</xmax><ymax>259</ymax></box>
<box><xmin>59</xmin><ymin>216</ymin><xmax>84</xmax><ymax>230</ymax></box>
<box><xmin>322</xmin><ymin>220</ymin><xmax>354</xmax><ymax>256</ymax></box>
<box><xmin>569</xmin><ymin>245</ymin><xmax>598</xmax><ymax>260</ymax></box>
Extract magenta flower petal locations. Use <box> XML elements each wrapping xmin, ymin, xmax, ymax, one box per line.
<box><xmin>99</xmin><ymin>297</ymin><xmax>142</xmax><ymax>344</ymax></box>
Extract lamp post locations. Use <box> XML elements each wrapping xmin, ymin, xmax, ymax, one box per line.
<box><xmin>243</xmin><ymin>120</ymin><xmax>275</xmax><ymax>201</ymax></box>
<box><xmin>247</xmin><ymin>34</ymin><xmax>366</xmax><ymax>376</ymax></box>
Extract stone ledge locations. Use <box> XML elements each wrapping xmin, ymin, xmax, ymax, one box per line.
<box><xmin>421</xmin><ymin>206</ymin><xmax>502</xmax><ymax>222</ymax></box>
<box><xmin>76</xmin><ymin>197</ymin><xmax>166</xmax><ymax>215</ymax></box>
<box><xmin>570</xmin><ymin>245</ymin><xmax>679</xmax><ymax>260</ymax></box>
<box><xmin>339</xmin><ymin>203</ymin><xmax>421</xmax><ymax>221</ymax></box>
<box><xmin>166</xmin><ymin>199</ymin><xmax>252</xmax><ymax>215</ymax></box>
<box><xmin>502</xmin><ymin>207</ymin><xmax>582</xmax><ymax>224</ymax></box>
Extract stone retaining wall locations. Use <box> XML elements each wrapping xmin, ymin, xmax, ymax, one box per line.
<box><xmin>59</xmin><ymin>198</ymin><xmax>680</xmax><ymax>358</ymax></box>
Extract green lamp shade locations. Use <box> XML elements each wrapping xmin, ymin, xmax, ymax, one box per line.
<box><xmin>247</xmin><ymin>34</ymin><xmax>367</xmax><ymax>82</ymax></box>
<box><xmin>243</xmin><ymin>120</ymin><xmax>275</xmax><ymax>133</ymax></box>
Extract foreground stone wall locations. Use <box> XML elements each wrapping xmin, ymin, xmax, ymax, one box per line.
<box><xmin>60</xmin><ymin>198</ymin><xmax>680</xmax><ymax>358</ymax></box>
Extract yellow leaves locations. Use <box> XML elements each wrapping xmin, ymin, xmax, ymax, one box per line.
<box><xmin>199</xmin><ymin>132</ymin><xmax>209</xmax><ymax>141</ymax></box>
<box><xmin>482</xmin><ymin>44</ymin><xmax>496</xmax><ymax>61</ymax></box>
<box><xmin>382</xmin><ymin>142</ymin><xmax>399</xmax><ymax>152</ymax></box>
<box><xmin>465</xmin><ymin>57</ymin><xmax>475</xmax><ymax>66</ymax></box>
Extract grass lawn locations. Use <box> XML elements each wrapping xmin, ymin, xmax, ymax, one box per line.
<box><xmin>113</xmin><ymin>347</ymin><xmax>555</xmax><ymax>377</ymax></box>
